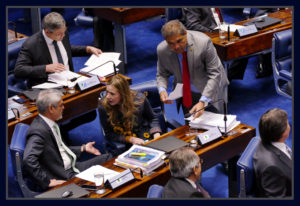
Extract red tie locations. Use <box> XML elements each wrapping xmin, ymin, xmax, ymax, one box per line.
<box><xmin>182</xmin><ymin>51</ymin><xmax>192</xmax><ymax>108</ymax></box>
<box><xmin>215</xmin><ymin>8</ymin><xmax>223</xmax><ymax>23</ymax></box>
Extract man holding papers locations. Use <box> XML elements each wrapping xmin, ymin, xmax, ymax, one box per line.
<box><xmin>14</xmin><ymin>12</ymin><xmax>102</xmax><ymax>89</ymax></box>
<box><xmin>156</xmin><ymin>20</ymin><xmax>228</xmax><ymax>119</ymax></box>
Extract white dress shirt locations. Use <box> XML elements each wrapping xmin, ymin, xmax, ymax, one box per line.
<box><xmin>42</xmin><ymin>30</ymin><xmax>70</xmax><ymax>71</ymax></box>
<box><xmin>39</xmin><ymin>114</ymin><xmax>72</xmax><ymax>170</ymax></box>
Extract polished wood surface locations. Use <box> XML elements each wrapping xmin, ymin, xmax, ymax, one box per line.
<box><xmin>208</xmin><ymin>8</ymin><xmax>292</xmax><ymax>61</ymax></box>
<box><xmin>51</xmin><ymin>123</ymin><xmax>256</xmax><ymax>198</ymax></box>
<box><xmin>93</xmin><ymin>8</ymin><xmax>165</xmax><ymax>25</ymax></box>
<box><xmin>8</xmin><ymin>29</ymin><xmax>28</xmax><ymax>44</ymax></box>
<box><xmin>7</xmin><ymin>74</ymin><xmax>131</xmax><ymax>143</ymax></box>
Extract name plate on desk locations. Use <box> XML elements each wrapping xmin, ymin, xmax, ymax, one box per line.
<box><xmin>234</xmin><ymin>25</ymin><xmax>258</xmax><ymax>38</ymax></box>
<box><xmin>76</xmin><ymin>76</ymin><xmax>101</xmax><ymax>91</ymax></box>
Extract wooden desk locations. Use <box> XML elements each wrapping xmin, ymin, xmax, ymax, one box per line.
<box><xmin>7</xmin><ymin>74</ymin><xmax>131</xmax><ymax>144</ymax></box>
<box><xmin>8</xmin><ymin>29</ymin><xmax>28</xmax><ymax>44</ymax></box>
<box><xmin>52</xmin><ymin>123</ymin><xmax>256</xmax><ymax>198</ymax></box>
<box><xmin>93</xmin><ymin>8</ymin><xmax>165</xmax><ymax>74</ymax></box>
<box><xmin>208</xmin><ymin>9</ymin><xmax>292</xmax><ymax>66</ymax></box>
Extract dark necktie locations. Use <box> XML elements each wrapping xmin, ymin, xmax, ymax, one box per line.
<box><xmin>215</xmin><ymin>8</ymin><xmax>224</xmax><ymax>23</ymax></box>
<box><xmin>182</xmin><ymin>51</ymin><xmax>192</xmax><ymax>108</ymax></box>
<box><xmin>53</xmin><ymin>40</ymin><xmax>64</xmax><ymax>65</ymax></box>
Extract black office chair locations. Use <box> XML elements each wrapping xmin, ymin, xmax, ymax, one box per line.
<box><xmin>236</xmin><ymin>136</ymin><xmax>260</xmax><ymax>197</ymax></box>
<box><xmin>9</xmin><ymin>123</ymin><xmax>40</xmax><ymax>197</ymax></box>
<box><xmin>272</xmin><ymin>29</ymin><xmax>292</xmax><ymax>99</ymax></box>
<box><xmin>98</xmin><ymin>80</ymin><xmax>182</xmax><ymax>156</ymax></box>
<box><xmin>165</xmin><ymin>8</ymin><xmax>183</xmax><ymax>22</ymax></box>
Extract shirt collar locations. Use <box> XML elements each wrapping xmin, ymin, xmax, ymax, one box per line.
<box><xmin>185</xmin><ymin>178</ymin><xmax>197</xmax><ymax>189</ymax></box>
<box><xmin>39</xmin><ymin>113</ymin><xmax>56</xmax><ymax>129</ymax></box>
<box><xmin>271</xmin><ymin>141</ymin><xmax>291</xmax><ymax>158</ymax></box>
<box><xmin>42</xmin><ymin>29</ymin><xmax>60</xmax><ymax>46</ymax></box>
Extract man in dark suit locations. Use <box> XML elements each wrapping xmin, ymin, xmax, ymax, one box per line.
<box><xmin>181</xmin><ymin>8</ymin><xmax>248</xmax><ymax>81</ymax></box>
<box><xmin>14</xmin><ymin>11</ymin><xmax>102</xmax><ymax>89</ymax></box>
<box><xmin>23</xmin><ymin>89</ymin><xmax>111</xmax><ymax>190</ymax></box>
<box><xmin>253</xmin><ymin>108</ymin><xmax>292</xmax><ymax>197</ymax></box>
<box><xmin>14</xmin><ymin>12</ymin><xmax>102</xmax><ymax>141</ymax></box>
<box><xmin>162</xmin><ymin>147</ymin><xmax>210</xmax><ymax>198</ymax></box>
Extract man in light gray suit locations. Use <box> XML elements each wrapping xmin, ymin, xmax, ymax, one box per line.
<box><xmin>156</xmin><ymin>20</ymin><xmax>229</xmax><ymax>119</ymax></box>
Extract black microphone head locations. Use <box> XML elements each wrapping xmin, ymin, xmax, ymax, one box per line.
<box><xmin>70</xmin><ymin>77</ymin><xmax>77</xmax><ymax>82</ymax></box>
<box><xmin>184</xmin><ymin>113</ymin><xmax>192</xmax><ymax>118</ymax></box>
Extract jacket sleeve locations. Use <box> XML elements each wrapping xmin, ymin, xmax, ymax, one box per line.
<box><xmin>142</xmin><ymin>97</ymin><xmax>162</xmax><ymax>135</ymax></box>
<box><xmin>23</xmin><ymin>134</ymin><xmax>50</xmax><ymax>190</ymax></box>
<box><xmin>98</xmin><ymin>105</ymin><xmax>126</xmax><ymax>143</ymax></box>
<box><xmin>182</xmin><ymin>8</ymin><xmax>214</xmax><ymax>32</ymax></box>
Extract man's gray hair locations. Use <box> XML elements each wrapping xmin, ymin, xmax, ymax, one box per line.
<box><xmin>36</xmin><ymin>89</ymin><xmax>63</xmax><ymax>114</ymax></box>
<box><xmin>42</xmin><ymin>12</ymin><xmax>66</xmax><ymax>32</ymax></box>
<box><xmin>169</xmin><ymin>147</ymin><xmax>200</xmax><ymax>178</ymax></box>
<box><xmin>161</xmin><ymin>19</ymin><xmax>186</xmax><ymax>40</ymax></box>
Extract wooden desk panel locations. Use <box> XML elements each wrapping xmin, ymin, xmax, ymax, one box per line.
<box><xmin>93</xmin><ymin>8</ymin><xmax>165</xmax><ymax>25</ymax></box>
<box><xmin>7</xmin><ymin>74</ymin><xmax>131</xmax><ymax>143</ymax></box>
<box><xmin>8</xmin><ymin>29</ymin><xmax>28</xmax><ymax>44</ymax></box>
<box><xmin>209</xmin><ymin>9</ymin><xmax>292</xmax><ymax>61</ymax></box>
<box><xmin>52</xmin><ymin>123</ymin><xmax>255</xmax><ymax>198</ymax></box>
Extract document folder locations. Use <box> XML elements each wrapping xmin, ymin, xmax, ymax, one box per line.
<box><xmin>35</xmin><ymin>183</ymin><xmax>89</xmax><ymax>198</ymax></box>
<box><xmin>145</xmin><ymin>136</ymin><xmax>189</xmax><ymax>153</ymax></box>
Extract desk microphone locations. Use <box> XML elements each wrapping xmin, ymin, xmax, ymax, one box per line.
<box><xmin>70</xmin><ymin>60</ymin><xmax>117</xmax><ymax>82</ymax></box>
<box><xmin>8</xmin><ymin>21</ymin><xmax>18</xmax><ymax>38</ymax></box>
<box><xmin>184</xmin><ymin>99</ymin><xmax>228</xmax><ymax>137</ymax></box>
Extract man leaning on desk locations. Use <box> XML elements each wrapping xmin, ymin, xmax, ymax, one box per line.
<box><xmin>156</xmin><ymin>20</ymin><xmax>228</xmax><ymax>119</ymax></box>
<box><xmin>14</xmin><ymin>12</ymin><xmax>102</xmax><ymax>142</ymax></box>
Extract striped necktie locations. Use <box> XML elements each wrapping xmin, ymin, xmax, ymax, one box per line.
<box><xmin>53</xmin><ymin>40</ymin><xmax>64</xmax><ymax>65</ymax></box>
<box><xmin>54</xmin><ymin>124</ymin><xmax>80</xmax><ymax>173</ymax></box>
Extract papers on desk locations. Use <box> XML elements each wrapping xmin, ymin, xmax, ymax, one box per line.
<box><xmin>186</xmin><ymin>111</ymin><xmax>240</xmax><ymax>133</ymax></box>
<box><xmin>32</xmin><ymin>82</ymin><xmax>64</xmax><ymax>89</ymax></box>
<box><xmin>76</xmin><ymin>165</ymin><xmax>120</xmax><ymax>183</ymax></box>
<box><xmin>48</xmin><ymin>70</ymin><xmax>89</xmax><ymax>87</ymax></box>
<box><xmin>219</xmin><ymin>24</ymin><xmax>245</xmax><ymax>32</ymax></box>
<box><xmin>80</xmin><ymin>53</ymin><xmax>121</xmax><ymax>77</ymax></box>
<box><xmin>167</xmin><ymin>83</ymin><xmax>183</xmax><ymax>100</ymax></box>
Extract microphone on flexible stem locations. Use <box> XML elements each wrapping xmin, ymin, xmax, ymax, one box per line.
<box><xmin>8</xmin><ymin>21</ymin><xmax>18</xmax><ymax>38</ymax></box>
<box><xmin>70</xmin><ymin>60</ymin><xmax>117</xmax><ymax>82</ymax></box>
<box><xmin>184</xmin><ymin>99</ymin><xmax>228</xmax><ymax>137</ymax></box>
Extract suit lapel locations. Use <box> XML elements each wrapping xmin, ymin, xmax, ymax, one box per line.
<box><xmin>269</xmin><ymin>144</ymin><xmax>292</xmax><ymax>169</ymax></box>
<box><xmin>37</xmin><ymin>32</ymin><xmax>53</xmax><ymax>64</ymax></box>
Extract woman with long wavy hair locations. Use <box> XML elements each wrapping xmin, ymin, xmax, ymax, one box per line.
<box><xmin>98</xmin><ymin>75</ymin><xmax>162</xmax><ymax>155</ymax></box>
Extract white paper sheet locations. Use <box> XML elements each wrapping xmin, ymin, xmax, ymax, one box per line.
<box><xmin>167</xmin><ymin>83</ymin><xmax>183</xmax><ymax>100</ymax></box>
<box><xmin>48</xmin><ymin>70</ymin><xmax>88</xmax><ymax>86</ymax></box>
<box><xmin>75</xmin><ymin>165</ymin><xmax>120</xmax><ymax>183</ymax></box>
<box><xmin>84</xmin><ymin>53</ymin><xmax>121</xmax><ymax>67</ymax></box>
<box><xmin>219</xmin><ymin>24</ymin><xmax>245</xmax><ymax>32</ymax></box>
<box><xmin>32</xmin><ymin>82</ymin><xmax>64</xmax><ymax>89</ymax></box>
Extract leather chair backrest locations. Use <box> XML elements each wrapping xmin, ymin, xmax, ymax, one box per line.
<box><xmin>273</xmin><ymin>29</ymin><xmax>292</xmax><ymax>72</ymax></box>
<box><xmin>166</xmin><ymin>8</ymin><xmax>183</xmax><ymax>21</ymax></box>
<box><xmin>8</xmin><ymin>38</ymin><xmax>27</xmax><ymax>73</ymax></box>
<box><xmin>147</xmin><ymin>184</ymin><xmax>164</xmax><ymax>198</ymax></box>
<box><xmin>237</xmin><ymin>136</ymin><xmax>260</xmax><ymax>195</ymax></box>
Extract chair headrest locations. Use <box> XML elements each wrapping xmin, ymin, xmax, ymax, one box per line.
<box><xmin>274</xmin><ymin>29</ymin><xmax>292</xmax><ymax>59</ymax></box>
<box><xmin>10</xmin><ymin>123</ymin><xmax>30</xmax><ymax>155</ymax></box>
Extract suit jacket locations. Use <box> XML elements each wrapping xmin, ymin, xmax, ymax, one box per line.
<box><xmin>162</xmin><ymin>177</ymin><xmax>204</xmax><ymax>198</ymax></box>
<box><xmin>156</xmin><ymin>30</ymin><xmax>229</xmax><ymax>112</ymax></box>
<box><xmin>181</xmin><ymin>8</ymin><xmax>218</xmax><ymax>33</ymax></box>
<box><xmin>98</xmin><ymin>94</ymin><xmax>162</xmax><ymax>150</ymax></box>
<box><xmin>253</xmin><ymin>142</ymin><xmax>292</xmax><ymax>197</ymax></box>
<box><xmin>14</xmin><ymin>30</ymin><xmax>88</xmax><ymax>88</ymax></box>
<box><xmin>23</xmin><ymin>116</ymin><xmax>82</xmax><ymax>190</ymax></box>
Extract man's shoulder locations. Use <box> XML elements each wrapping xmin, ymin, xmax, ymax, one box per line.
<box><xmin>188</xmin><ymin>30</ymin><xmax>210</xmax><ymax>41</ymax></box>
<box><xmin>22</xmin><ymin>31</ymin><xmax>43</xmax><ymax>47</ymax></box>
<box><xmin>27</xmin><ymin>116</ymin><xmax>49</xmax><ymax>137</ymax></box>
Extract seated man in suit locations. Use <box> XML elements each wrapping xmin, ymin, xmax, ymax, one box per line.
<box><xmin>253</xmin><ymin>108</ymin><xmax>292</xmax><ymax>197</ymax></box>
<box><xmin>162</xmin><ymin>147</ymin><xmax>210</xmax><ymax>198</ymax></box>
<box><xmin>156</xmin><ymin>20</ymin><xmax>229</xmax><ymax>119</ymax></box>
<box><xmin>14</xmin><ymin>12</ymin><xmax>102</xmax><ymax>142</ymax></box>
<box><xmin>23</xmin><ymin>89</ymin><xmax>111</xmax><ymax>190</ymax></box>
<box><xmin>181</xmin><ymin>8</ymin><xmax>248</xmax><ymax>81</ymax></box>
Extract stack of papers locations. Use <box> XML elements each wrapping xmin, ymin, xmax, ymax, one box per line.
<box><xmin>76</xmin><ymin>165</ymin><xmax>120</xmax><ymax>183</ymax></box>
<box><xmin>114</xmin><ymin>145</ymin><xmax>165</xmax><ymax>176</ymax></box>
<box><xmin>48</xmin><ymin>70</ymin><xmax>89</xmax><ymax>87</ymax></box>
<box><xmin>80</xmin><ymin>53</ymin><xmax>121</xmax><ymax>77</ymax></box>
<box><xmin>186</xmin><ymin>111</ymin><xmax>240</xmax><ymax>133</ymax></box>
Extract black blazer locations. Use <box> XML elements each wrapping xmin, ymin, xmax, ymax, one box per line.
<box><xmin>14</xmin><ymin>30</ymin><xmax>88</xmax><ymax>88</ymax></box>
<box><xmin>162</xmin><ymin>177</ymin><xmax>204</xmax><ymax>198</ymax></box>
<box><xmin>253</xmin><ymin>142</ymin><xmax>292</xmax><ymax>197</ymax></box>
<box><xmin>23</xmin><ymin>116</ymin><xmax>81</xmax><ymax>190</ymax></box>
<box><xmin>181</xmin><ymin>8</ymin><xmax>219</xmax><ymax>33</ymax></box>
